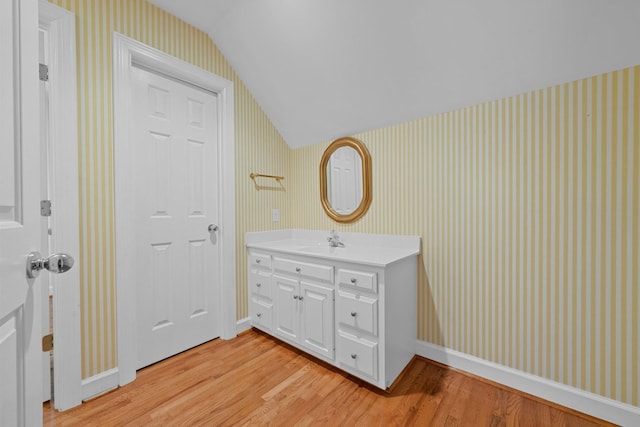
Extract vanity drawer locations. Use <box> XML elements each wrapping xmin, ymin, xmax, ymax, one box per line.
<box><xmin>250</xmin><ymin>271</ymin><xmax>272</xmax><ymax>299</ymax></box>
<box><xmin>251</xmin><ymin>297</ymin><xmax>273</xmax><ymax>331</ymax></box>
<box><xmin>273</xmin><ymin>257</ymin><xmax>334</xmax><ymax>283</ymax></box>
<box><xmin>338</xmin><ymin>269</ymin><xmax>377</xmax><ymax>293</ymax></box>
<box><xmin>337</xmin><ymin>290</ymin><xmax>378</xmax><ymax>336</ymax></box>
<box><xmin>337</xmin><ymin>331</ymin><xmax>378</xmax><ymax>380</ymax></box>
<box><xmin>249</xmin><ymin>252</ymin><xmax>272</xmax><ymax>269</ymax></box>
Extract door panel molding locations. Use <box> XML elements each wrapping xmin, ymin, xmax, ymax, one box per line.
<box><xmin>113</xmin><ymin>33</ymin><xmax>236</xmax><ymax>387</ymax></box>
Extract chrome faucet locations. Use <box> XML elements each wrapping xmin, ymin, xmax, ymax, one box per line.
<box><xmin>327</xmin><ymin>230</ymin><xmax>345</xmax><ymax>247</ymax></box>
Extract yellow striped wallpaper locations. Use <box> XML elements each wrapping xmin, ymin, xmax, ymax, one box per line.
<box><xmin>289</xmin><ymin>66</ymin><xmax>640</xmax><ymax>407</ymax></box>
<box><xmin>49</xmin><ymin>0</ymin><xmax>638</xmax><ymax>409</ymax></box>
<box><xmin>49</xmin><ymin>0</ymin><xmax>289</xmax><ymax>379</ymax></box>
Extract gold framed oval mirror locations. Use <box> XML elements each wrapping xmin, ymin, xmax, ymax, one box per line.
<box><xmin>320</xmin><ymin>137</ymin><xmax>372</xmax><ymax>223</ymax></box>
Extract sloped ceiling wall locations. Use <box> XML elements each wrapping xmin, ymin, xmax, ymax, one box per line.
<box><xmin>149</xmin><ymin>0</ymin><xmax>640</xmax><ymax>148</ymax></box>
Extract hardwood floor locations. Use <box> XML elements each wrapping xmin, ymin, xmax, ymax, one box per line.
<box><xmin>44</xmin><ymin>330</ymin><xmax>613</xmax><ymax>426</ymax></box>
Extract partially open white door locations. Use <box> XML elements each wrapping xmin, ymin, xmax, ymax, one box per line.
<box><xmin>0</xmin><ymin>0</ymin><xmax>42</xmax><ymax>425</ymax></box>
<box><xmin>38</xmin><ymin>0</ymin><xmax>82</xmax><ymax>411</ymax></box>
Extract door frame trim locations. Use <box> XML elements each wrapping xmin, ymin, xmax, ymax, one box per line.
<box><xmin>112</xmin><ymin>33</ymin><xmax>236</xmax><ymax>386</ymax></box>
<box><xmin>39</xmin><ymin>0</ymin><xmax>82</xmax><ymax>411</ymax></box>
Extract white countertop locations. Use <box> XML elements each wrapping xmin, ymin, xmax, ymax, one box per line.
<box><xmin>245</xmin><ymin>229</ymin><xmax>421</xmax><ymax>267</ymax></box>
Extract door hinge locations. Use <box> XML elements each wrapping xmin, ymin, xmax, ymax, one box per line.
<box><xmin>42</xmin><ymin>334</ymin><xmax>53</xmax><ymax>352</ymax></box>
<box><xmin>41</xmin><ymin>200</ymin><xmax>52</xmax><ymax>216</ymax></box>
<box><xmin>39</xmin><ymin>63</ymin><xmax>49</xmax><ymax>82</ymax></box>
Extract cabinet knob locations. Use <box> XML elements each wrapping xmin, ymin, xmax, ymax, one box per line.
<box><xmin>299</xmin><ymin>296</ymin><xmax>303</xmax><ymax>301</ymax></box>
<box><xmin>350</xmin><ymin>278</ymin><xmax>357</xmax><ymax>283</ymax></box>
<box><xmin>256</xmin><ymin>283</ymin><xmax>261</xmax><ymax>287</ymax></box>
<box><xmin>295</xmin><ymin>267</ymin><xmax>301</xmax><ymax>273</ymax></box>
<box><xmin>350</xmin><ymin>311</ymin><xmax>357</xmax><ymax>317</ymax></box>
<box><xmin>257</xmin><ymin>313</ymin><xmax>262</xmax><ymax>318</ymax></box>
<box><xmin>350</xmin><ymin>353</ymin><xmax>357</xmax><ymax>359</ymax></box>
<box><xmin>256</xmin><ymin>259</ymin><xmax>261</xmax><ymax>264</ymax></box>
<box><xmin>293</xmin><ymin>295</ymin><xmax>299</xmax><ymax>300</ymax></box>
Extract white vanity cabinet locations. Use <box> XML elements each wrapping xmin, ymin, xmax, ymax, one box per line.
<box><xmin>246</xmin><ymin>229</ymin><xmax>420</xmax><ymax>390</ymax></box>
<box><xmin>272</xmin><ymin>258</ymin><xmax>335</xmax><ymax>360</ymax></box>
<box><xmin>249</xmin><ymin>252</ymin><xmax>336</xmax><ymax>361</ymax></box>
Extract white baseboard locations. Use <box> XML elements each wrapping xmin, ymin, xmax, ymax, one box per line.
<box><xmin>416</xmin><ymin>340</ymin><xmax>640</xmax><ymax>427</ymax></box>
<box><xmin>236</xmin><ymin>317</ymin><xmax>252</xmax><ymax>335</ymax></box>
<box><xmin>81</xmin><ymin>368</ymin><xmax>119</xmax><ymax>401</ymax></box>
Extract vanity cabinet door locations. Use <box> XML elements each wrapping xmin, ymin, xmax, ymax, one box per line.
<box><xmin>338</xmin><ymin>269</ymin><xmax>377</xmax><ymax>293</ymax></box>
<box><xmin>249</xmin><ymin>252</ymin><xmax>272</xmax><ymax>269</ymax></box>
<box><xmin>336</xmin><ymin>290</ymin><xmax>378</xmax><ymax>336</ymax></box>
<box><xmin>337</xmin><ymin>331</ymin><xmax>378</xmax><ymax>380</ymax></box>
<box><xmin>274</xmin><ymin>275</ymin><xmax>299</xmax><ymax>341</ymax></box>
<box><xmin>300</xmin><ymin>282</ymin><xmax>334</xmax><ymax>359</ymax></box>
<box><xmin>250</xmin><ymin>270</ymin><xmax>272</xmax><ymax>299</ymax></box>
<box><xmin>250</xmin><ymin>297</ymin><xmax>273</xmax><ymax>331</ymax></box>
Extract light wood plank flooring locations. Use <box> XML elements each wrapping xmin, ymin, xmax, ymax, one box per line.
<box><xmin>44</xmin><ymin>329</ymin><xmax>613</xmax><ymax>426</ymax></box>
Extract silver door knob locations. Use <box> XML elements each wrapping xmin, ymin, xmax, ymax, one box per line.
<box><xmin>208</xmin><ymin>224</ymin><xmax>219</xmax><ymax>233</ymax></box>
<box><xmin>27</xmin><ymin>251</ymin><xmax>74</xmax><ymax>279</ymax></box>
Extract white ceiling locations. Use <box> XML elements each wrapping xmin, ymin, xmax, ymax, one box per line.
<box><xmin>149</xmin><ymin>0</ymin><xmax>640</xmax><ymax>148</ymax></box>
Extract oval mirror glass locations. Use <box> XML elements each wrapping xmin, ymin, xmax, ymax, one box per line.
<box><xmin>320</xmin><ymin>137</ymin><xmax>372</xmax><ymax>223</ymax></box>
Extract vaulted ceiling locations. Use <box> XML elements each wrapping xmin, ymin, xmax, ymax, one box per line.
<box><xmin>149</xmin><ymin>0</ymin><xmax>640</xmax><ymax>148</ymax></box>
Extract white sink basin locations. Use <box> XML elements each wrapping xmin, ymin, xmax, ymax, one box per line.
<box><xmin>299</xmin><ymin>245</ymin><xmax>348</xmax><ymax>255</ymax></box>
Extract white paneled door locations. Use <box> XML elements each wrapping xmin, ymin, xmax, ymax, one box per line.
<box><xmin>0</xmin><ymin>0</ymin><xmax>42</xmax><ymax>425</ymax></box>
<box><xmin>131</xmin><ymin>66</ymin><xmax>221</xmax><ymax>369</ymax></box>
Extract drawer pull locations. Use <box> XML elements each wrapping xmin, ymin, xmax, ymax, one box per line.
<box><xmin>350</xmin><ymin>278</ymin><xmax>357</xmax><ymax>283</ymax></box>
<box><xmin>257</xmin><ymin>313</ymin><xmax>262</xmax><ymax>318</ymax></box>
<box><xmin>350</xmin><ymin>311</ymin><xmax>357</xmax><ymax>317</ymax></box>
<box><xmin>295</xmin><ymin>267</ymin><xmax>301</xmax><ymax>273</ymax></box>
<box><xmin>256</xmin><ymin>283</ymin><xmax>262</xmax><ymax>287</ymax></box>
<box><xmin>350</xmin><ymin>353</ymin><xmax>357</xmax><ymax>359</ymax></box>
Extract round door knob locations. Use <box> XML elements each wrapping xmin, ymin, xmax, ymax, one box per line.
<box><xmin>350</xmin><ymin>353</ymin><xmax>357</xmax><ymax>359</ymax></box>
<box><xmin>208</xmin><ymin>224</ymin><xmax>219</xmax><ymax>233</ymax></box>
<box><xmin>350</xmin><ymin>312</ymin><xmax>357</xmax><ymax>317</ymax></box>
<box><xmin>257</xmin><ymin>313</ymin><xmax>262</xmax><ymax>318</ymax></box>
<box><xmin>27</xmin><ymin>251</ymin><xmax>74</xmax><ymax>279</ymax></box>
<box><xmin>295</xmin><ymin>267</ymin><xmax>301</xmax><ymax>273</ymax></box>
<box><xmin>350</xmin><ymin>278</ymin><xmax>357</xmax><ymax>283</ymax></box>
